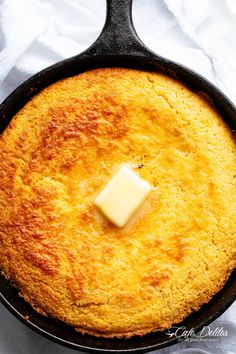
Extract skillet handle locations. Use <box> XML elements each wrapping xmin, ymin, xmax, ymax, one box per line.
<box><xmin>80</xmin><ymin>0</ymin><xmax>151</xmax><ymax>57</ymax></box>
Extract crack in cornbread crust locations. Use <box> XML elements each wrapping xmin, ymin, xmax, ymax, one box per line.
<box><xmin>0</xmin><ymin>68</ymin><xmax>236</xmax><ymax>338</ymax></box>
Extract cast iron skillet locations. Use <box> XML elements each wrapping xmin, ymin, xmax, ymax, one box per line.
<box><xmin>0</xmin><ymin>0</ymin><xmax>236</xmax><ymax>353</ymax></box>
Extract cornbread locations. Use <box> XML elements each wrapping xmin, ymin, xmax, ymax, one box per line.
<box><xmin>0</xmin><ymin>68</ymin><xmax>236</xmax><ymax>338</ymax></box>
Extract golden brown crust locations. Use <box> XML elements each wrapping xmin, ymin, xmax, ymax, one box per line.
<box><xmin>0</xmin><ymin>68</ymin><xmax>236</xmax><ymax>338</ymax></box>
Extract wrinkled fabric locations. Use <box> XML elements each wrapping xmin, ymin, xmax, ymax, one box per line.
<box><xmin>0</xmin><ymin>1</ymin><xmax>235</xmax><ymax>354</ymax></box>
<box><xmin>164</xmin><ymin>0</ymin><xmax>236</xmax><ymax>101</ymax></box>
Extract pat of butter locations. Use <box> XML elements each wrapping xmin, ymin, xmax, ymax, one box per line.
<box><xmin>95</xmin><ymin>165</ymin><xmax>152</xmax><ymax>227</ymax></box>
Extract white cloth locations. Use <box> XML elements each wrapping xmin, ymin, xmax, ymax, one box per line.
<box><xmin>0</xmin><ymin>0</ymin><xmax>235</xmax><ymax>353</ymax></box>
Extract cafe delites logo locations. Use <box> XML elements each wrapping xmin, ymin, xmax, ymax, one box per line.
<box><xmin>166</xmin><ymin>325</ymin><xmax>228</xmax><ymax>342</ymax></box>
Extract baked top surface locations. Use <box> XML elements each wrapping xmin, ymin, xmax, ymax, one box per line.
<box><xmin>0</xmin><ymin>68</ymin><xmax>236</xmax><ymax>337</ymax></box>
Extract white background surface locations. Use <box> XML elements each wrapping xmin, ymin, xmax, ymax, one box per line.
<box><xmin>0</xmin><ymin>0</ymin><xmax>236</xmax><ymax>353</ymax></box>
